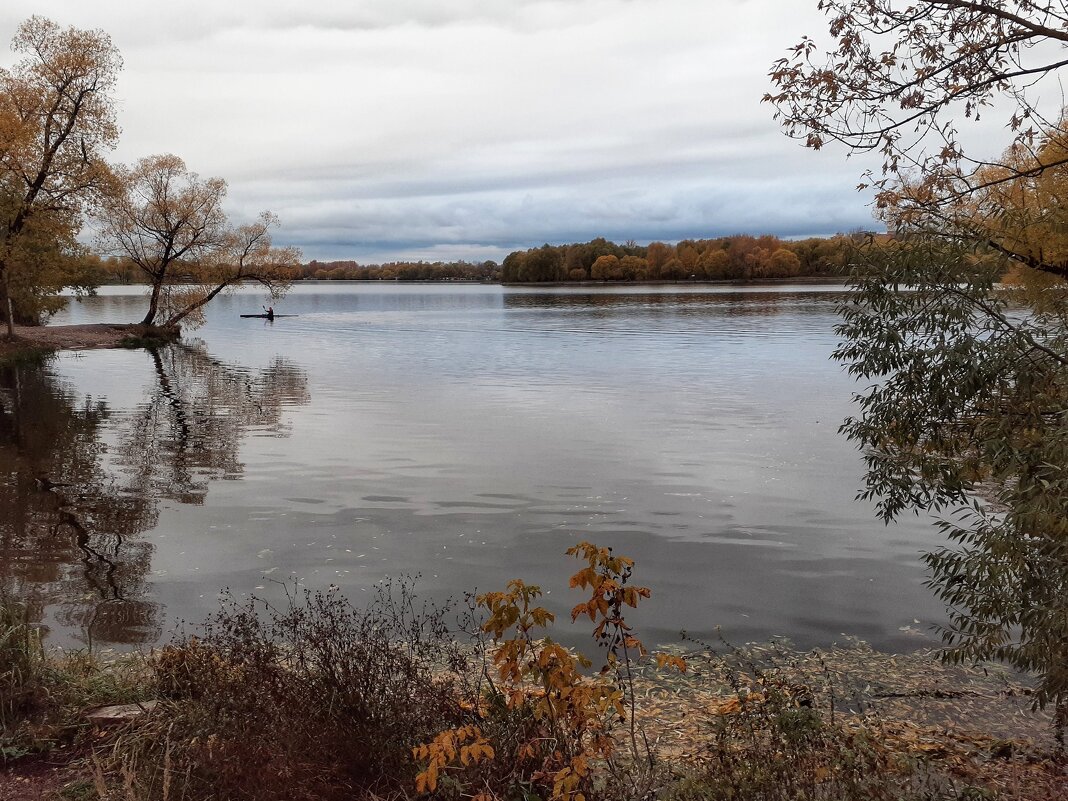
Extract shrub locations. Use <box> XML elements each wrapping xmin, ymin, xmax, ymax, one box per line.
<box><xmin>659</xmin><ymin>641</ymin><xmax>950</xmax><ymax>801</ymax></box>
<box><xmin>80</xmin><ymin>551</ymin><xmax>1064</xmax><ymax>801</ymax></box>
<box><xmin>109</xmin><ymin>579</ymin><xmax>471</xmax><ymax>801</ymax></box>
<box><xmin>415</xmin><ymin>542</ymin><xmax>683</xmax><ymax>801</ymax></box>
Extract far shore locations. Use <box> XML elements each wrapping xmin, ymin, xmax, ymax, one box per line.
<box><xmin>91</xmin><ymin>275</ymin><xmax>847</xmax><ymax>288</ymax></box>
<box><xmin>500</xmin><ymin>276</ymin><xmax>846</xmax><ymax>288</ymax></box>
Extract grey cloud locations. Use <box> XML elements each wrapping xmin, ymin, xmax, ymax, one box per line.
<box><xmin>242</xmin><ymin>172</ymin><xmax>874</xmax><ymax>263</ymax></box>
<box><xmin>3</xmin><ymin>1</ymin><xmax>881</xmax><ymax>261</ymax></box>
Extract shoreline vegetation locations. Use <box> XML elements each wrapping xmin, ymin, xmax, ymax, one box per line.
<box><xmin>3</xmin><ymin>229</ymin><xmax>865</xmax><ymax>365</ymax></box>
<box><xmin>82</xmin><ymin>234</ymin><xmax>861</xmax><ymax>287</ymax></box>
<box><xmin>2</xmin><ymin>546</ymin><xmax>1065</xmax><ymax>801</ymax></box>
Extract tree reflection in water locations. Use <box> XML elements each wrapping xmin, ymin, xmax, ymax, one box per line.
<box><xmin>0</xmin><ymin>343</ymin><xmax>309</xmax><ymax>648</ymax></box>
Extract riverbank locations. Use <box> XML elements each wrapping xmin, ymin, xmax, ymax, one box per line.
<box><xmin>2</xmin><ymin>598</ymin><xmax>1064</xmax><ymax>800</ymax></box>
<box><xmin>0</xmin><ymin>323</ymin><xmax>179</xmax><ymax>363</ymax></box>
<box><xmin>2</xmin><ymin>646</ymin><xmax>1063</xmax><ymax>801</ymax></box>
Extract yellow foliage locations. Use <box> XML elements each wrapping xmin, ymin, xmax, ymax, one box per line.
<box><xmin>414</xmin><ymin>541</ymin><xmax>688</xmax><ymax>799</ymax></box>
<box><xmin>655</xmin><ymin>653</ymin><xmax>688</xmax><ymax>673</ymax></box>
<box><xmin>413</xmin><ymin>725</ymin><xmax>494</xmax><ymax>794</ymax></box>
<box><xmin>950</xmin><ymin>112</ymin><xmax>1068</xmax><ymax>278</ymax></box>
<box><xmin>0</xmin><ymin>17</ymin><xmax>121</xmax><ymax>327</ymax></box>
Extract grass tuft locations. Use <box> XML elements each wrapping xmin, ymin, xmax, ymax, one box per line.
<box><xmin>1</xmin><ymin>598</ymin><xmax>152</xmax><ymax>765</ymax></box>
<box><xmin>1</xmin><ymin>599</ymin><xmax>47</xmax><ymax>733</ymax></box>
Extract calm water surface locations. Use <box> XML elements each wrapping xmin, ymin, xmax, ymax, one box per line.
<box><xmin>1</xmin><ymin>283</ymin><xmax>945</xmax><ymax>651</ymax></box>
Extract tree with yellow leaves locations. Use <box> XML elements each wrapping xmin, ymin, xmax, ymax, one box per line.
<box><xmin>964</xmin><ymin>118</ymin><xmax>1068</xmax><ymax>278</ymax></box>
<box><xmin>99</xmin><ymin>154</ymin><xmax>301</xmax><ymax>328</ymax></box>
<box><xmin>0</xmin><ymin>16</ymin><xmax>121</xmax><ymax>338</ymax></box>
<box><xmin>771</xmin><ymin>3</ymin><xmax>1068</xmax><ymax>730</ymax></box>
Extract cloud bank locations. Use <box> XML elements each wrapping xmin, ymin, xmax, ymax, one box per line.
<box><xmin>2</xmin><ymin>1</ymin><xmax>886</xmax><ymax>261</ymax></box>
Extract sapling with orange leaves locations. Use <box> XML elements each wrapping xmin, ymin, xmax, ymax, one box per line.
<box><xmin>413</xmin><ymin>541</ymin><xmax>685</xmax><ymax>801</ymax></box>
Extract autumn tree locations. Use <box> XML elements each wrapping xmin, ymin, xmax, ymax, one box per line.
<box><xmin>766</xmin><ymin>247</ymin><xmax>802</xmax><ymax>278</ymax></box>
<box><xmin>165</xmin><ymin>211</ymin><xmax>301</xmax><ymax>328</ymax></box>
<box><xmin>788</xmin><ymin>236</ymin><xmax>850</xmax><ymax>275</ymax></box>
<box><xmin>590</xmin><ymin>254</ymin><xmax>620</xmax><ymax>281</ymax></box>
<box><xmin>563</xmin><ymin>244</ymin><xmax>587</xmax><ymax>278</ymax></box>
<box><xmin>964</xmin><ymin>117</ymin><xmax>1068</xmax><ymax>276</ymax></box>
<box><xmin>618</xmin><ymin>254</ymin><xmax>648</xmax><ymax>281</ymax></box>
<box><xmin>0</xmin><ymin>203</ymin><xmax>99</xmax><ymax>321</ymax></box>
<box><xmin>723</xmin><ymin>236</ymin><xmax>762</xmax><ymax>279</ymax></box>
<box><xmin>645</xmin><ymin>241</ymin><xmax>673</xmax><ymax>277</ymax></box>
<box><xmin>501</xmin><ymin>238</ymin><xmax>845</xmax><ymax>283</ymax></box>
<box><xmin>677</xmin><ymin>240</ymin><xmax>699</xmax><ymax>275</ymax></box>
<box><xmin>500</xmin><ymin>250</ymin><xmax>526</xmax><ymax>283</ymax></box>
<box><xmin>0</xmin><ymin>16</ymin><xmax>121</xmax><ymax>337</ymax></box>
<box><xmin>99</xmin><ymin>154</ymin><xmax>300</xmax><ymax>327</ymax></box>
<box><xmin>697</xmin><ymin>246</ymin><xmax>729</xmax><ymax>279</ymax></box>
<box><xmin>766</xmin><ymin>1</ymin><xmax>1068</xmax><ymax>252</ymax></box>
<box><xmin>769</xmin><ymin>2</ymin><xmax>1068</xmax><ymax>722</ymax></box>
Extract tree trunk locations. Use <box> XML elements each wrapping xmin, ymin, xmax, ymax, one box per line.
<box><xmin>142</xmin><ymin>279</ymin><xmax>163</xmax><ymax>325</ymax></box>
<box><xmin>1056</xmin><ymin>697</ymin><xmax>1066</xmax><ymax>757</ymax></box>
<box><xmin>163</xmin><ymin>279</ymin><xmax>233</xmax><ymax>327</ymax></box>
<box><xmin>1</xmin><ymin>268</ymin><xmax>14</xmax><ymax>340</ymax></box>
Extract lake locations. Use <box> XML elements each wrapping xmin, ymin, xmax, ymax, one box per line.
<box><xmin>1</xmin><ymin>282</ymin><xmax>946</xmax><ymax>652</ymax></box>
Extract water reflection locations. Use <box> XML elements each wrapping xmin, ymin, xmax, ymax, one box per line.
<box><xmin>39</xmin><ymin>285</ymin><xmax>949</xmax><ymax>651</ymax></box>
<box><xmin>499</xmin><ymin>291</ymin><xmax>843</xmax><ymax>342</ymax></box>
<box><xmin>121</xmin><ymin>344</ymin><xmax>310</xmax><ymax>505</ymax></box>
<box><xmin>0</xmin><ymin>344</ymin><xmax>309</xmax><ymax>647</ymax></box>
<box><xmin>502</xmin><ymin>289</ymin><xmax>843</xmax><ymax>313</ymax></box>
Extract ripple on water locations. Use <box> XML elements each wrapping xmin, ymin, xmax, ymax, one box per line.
<box><xmin>7</xmin><ymin>284</ymin><xmax>946</xmax><ymax>652</ymax></box>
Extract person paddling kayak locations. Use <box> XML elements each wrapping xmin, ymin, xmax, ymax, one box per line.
<box><xmin>263</xmin><ymin>305</ymin><xmax>274</xmax><ymax>321</ymax></box>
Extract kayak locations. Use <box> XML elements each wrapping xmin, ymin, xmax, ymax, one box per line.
<box><xmin>239</xmin><ymin>314</ymin><xmax>297</xmax><ymax>318</ymax></box>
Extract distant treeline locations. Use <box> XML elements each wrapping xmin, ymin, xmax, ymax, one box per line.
<box><xmin>501</xmin><ymin>235</ymin><xmax>857</xmax><ymax>283</ymax></box>
<box><xmin>89</xmin><ymin>234</ymin><xmax>865</xmax><ymax>286</ymax></box>
<box><xmin>300</xmin><ymin>260</ymin><xmax>502</xmax><ymax>281</ymax></box>
<box><xmin>89</xmin><ymin>256</ymin><xmax>502</xmax><ymax>284</ymax></box>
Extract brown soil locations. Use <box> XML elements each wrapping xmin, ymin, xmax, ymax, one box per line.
<box><xmin>0</xmin><ymin>323</ymin><xmax>178</xmax><ymax>361</ymax></box>
<box><xmin>0</xmin><ymin>752</ymin><xmax>82</xmax><ymax>801</ymax></box>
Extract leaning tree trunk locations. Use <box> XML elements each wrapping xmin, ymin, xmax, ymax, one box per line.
<box><xmin>1</xmin><ymin>234</ymin><xmax>12</xmax><ymax>339</ymax></box>
<box><xmin>141</xmin><ymin>279</ymin><xmax>163</xmax><ymax>326</ymax></box>
<box><xmin>3</xmin><ymin>291</ymin><xmax>13</xmax><ymax>340</ymax></box>
<box><xmin>163</xmin><ymin>278</ymin><xmax>237</xmax><ymax>327</ymax></box>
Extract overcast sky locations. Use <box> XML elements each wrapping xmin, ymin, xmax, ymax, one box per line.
<box><xmin>2</xmin><ymin>1</ymin><xmax>889</xmax><ymax>263</ymax></box>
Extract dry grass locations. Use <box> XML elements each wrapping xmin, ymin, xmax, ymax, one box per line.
<box><xmin>91</xmin><ymin>580</ymin><xmax>473</xmax><ymax>801</ymax></box>
<box><xmin>633</xmin><ymin>639</ymin><xmax>1066</xmax><ymax>801</ymax></box>
<box><xmin>1</xmin><ymin>600</ymin><xmax>150</xmax><ymax>766</ymax></box>
<box><xmin>4</xmin><ymin>593</ymin><xmax>1066</xmax><ymax>801</ymax></box>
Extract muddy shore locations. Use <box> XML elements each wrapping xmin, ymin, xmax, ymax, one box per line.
<box><xmin>0</xmin><ymin>323</ymin><xmax>178</xmax><ymax>361</ymax></box>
